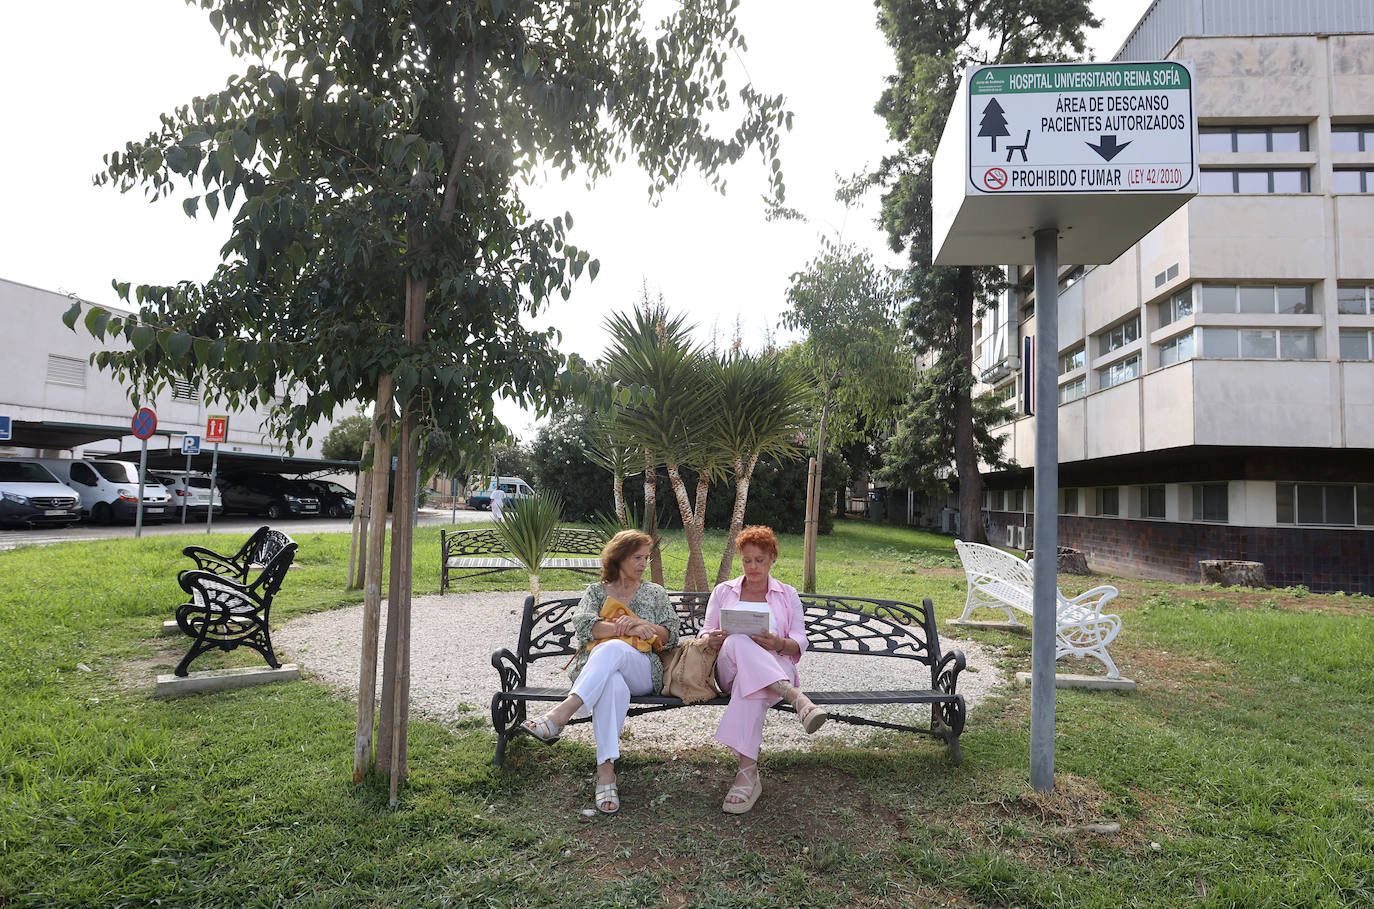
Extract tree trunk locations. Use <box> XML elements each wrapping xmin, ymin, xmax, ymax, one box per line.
<box><xmin>665</xmin><ymin>462</ymin><xmax>708</xmax><ymax>593</ymax></box>
<box><xmin>377</xmin><ymin>271</ymin><xmax>425</xmax><ymax>801</ymax></box>
<box><xmin>352</xmin><ymin>377</ymin><xmax>392</xmax><ymax>784</ymax></box>
<box><xmin>612</xmin><ymin>469</ymin><xmax>626</xmax><ymax>525</ymax></box>
<box><xmin>803</xmin><ymin>398</ymin><xmax>831</xmax><ymax>593</ymax></box>
<box><xmin>349</xmin><ymin>442</ymin><xmax>372</xmax><ymax>590</ymax></box>
<box><xmin>717</xmin><ymin>454</ymin><xmax>756</xmax><ymax>585</ymax></box>
<box><xmin>643</xmin><ymin>451</ymin><xmax>663</xmax><ymax>585</ymax></box>
<box><xmin>954</xmin><ymin>266</ymin><xmax>986</xmax><ymax>544</ymax></box>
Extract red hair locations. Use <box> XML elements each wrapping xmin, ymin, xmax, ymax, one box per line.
<box><xmin>735</xmin><ymin>525</ymin><xmax>778</xmax><ymax>560</ymax></box>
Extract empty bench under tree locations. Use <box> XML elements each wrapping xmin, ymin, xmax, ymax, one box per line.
<box><xmin>439</xmin><ymin>526</ymin><xmax>603</xmax><ymax>594</ymax></box>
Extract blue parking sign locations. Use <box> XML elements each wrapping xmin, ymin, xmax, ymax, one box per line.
<box><xmin>0</xmin><ymin>415</ymin><xmax>10</xmax><ymax>441</ymax></box>
<box><xmin>182</xmin><ymin>434</ymin><xmax>201</xmax><ymax>455</ymax></box>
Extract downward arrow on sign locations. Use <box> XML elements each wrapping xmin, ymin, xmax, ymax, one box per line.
<box><xmin>1087</xmin><ymin>134</ymin><xmax>1132</xmax><ymax>161</ymax></box>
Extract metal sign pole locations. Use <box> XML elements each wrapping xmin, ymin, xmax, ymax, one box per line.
<box><xmin>182</xmin><ymin>447</ymin><xmax>193</xmax><ymax>524</ymax></box>
<box><xmin>1030</xmin><ymin>227</ymin><xmax>1060</xmax><ymax>793</ymax></box>
<box><xmin>135</xmin><ymin>440</ymin><xmax>148</xmax><ymax>539</ymax></box>
<box><xmin>206</xmin><ymin>442</ymin><xmax>220</xmax><ymax>535</ymax></box>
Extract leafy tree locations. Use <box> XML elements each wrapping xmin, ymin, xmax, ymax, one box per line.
<box><xmin>781</xmin><ymin>242</ymin><xmax>910</xmax><ymax>591</ymax></box>
<box><xmin>532</xmin><ymin>405</ymin><xmax>618</xmax><ymax>523</ymax></box>
<box><xmin>71</xmin><ymin>0</ymin><xmax>788</xmax><ymax>793</ymax></box>
<box><xmin>712</xmin><ymin>351</ymin><xmax>808</xmax><ymax>584</ymax></box>
<box><xmin>321</xmin><ymin>414</ymin><xmax>372</xmax><ymax>462</ymax></box>
<box><xmin>871</xmin><ymin>0</ymin><xmax>1099</xmax><ymax>544</ymax></box>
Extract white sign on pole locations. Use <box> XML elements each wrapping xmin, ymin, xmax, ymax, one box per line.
<box><xmin>933</xmin><ymin>60</ymin><xmax>1197</xmax><ymax>266</ymax></box>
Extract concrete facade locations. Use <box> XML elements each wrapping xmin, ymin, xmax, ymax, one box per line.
<box><xmin>974</xmin><ymin>27</ymin><xmax>1374</xmax><ymax>593</ymax></box>
<box><xmin>1</xmin><ymin>277</ymin><xmax>344</xmax><ymax>460</ymax></box>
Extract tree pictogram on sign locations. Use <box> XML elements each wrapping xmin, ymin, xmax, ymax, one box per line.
<box><xmin>978</xmin><ymin>98</ymin><xmax>1010</xmax><ymax>152</ymax></box>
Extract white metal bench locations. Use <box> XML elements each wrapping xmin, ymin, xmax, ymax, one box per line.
<box><xmin>953</xmin><ymin>540</ymin><xmax>1123</xmax><ymax>679</ymax></box>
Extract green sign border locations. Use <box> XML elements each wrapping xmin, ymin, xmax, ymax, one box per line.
<box><xmin>970</xmin><ymin>62</ymin><xmax>1190</xmax><ymax>95</ymax></box>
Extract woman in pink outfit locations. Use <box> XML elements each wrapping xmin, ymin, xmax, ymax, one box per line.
<box><xmin>701</xmin><ymin>525</ymin><xmax>828</xmax><ymax>814</ymax></box>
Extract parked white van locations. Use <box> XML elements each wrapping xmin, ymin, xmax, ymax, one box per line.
<box><xmin>36</xmin><ymin>458</ymin><xmax>174</xmax><ymax>525</ymax></box>
<box><xmin>465</xmin><ymin>475</ymin><xmax>534</xmax><ymax>510</ymax></box>
<box><xmin>0</xmin><ymin>459</ymin><xmax>83</xmax><ymax>528</ymax></box>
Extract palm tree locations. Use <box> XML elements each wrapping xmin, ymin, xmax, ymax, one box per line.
<box><xmin>490</xmin><ymin>490</ymin><xmax>564</xmax><ymax>603</ymax></box>
<box><xmin>604</xmin><ymin>303</ymin><xmax>716</xmax><ymax>592</ymax></box>
<box><xmin>712</xmin><ymin>351</ymin><xmax>809</xmax><ymax>583</ymax></box>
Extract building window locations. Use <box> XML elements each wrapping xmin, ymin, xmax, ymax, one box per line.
<box><xmin>1332</xmin><ymin>168</ymin><xmax>1374</xmax><ymax>193</ymax></box>
<box><xmin>171</xmin><ymin>380</ymin><xmax>200</xmax><ymax>402</ymax></box>
<box><xmin>1058</xmin><ymin>266</ymin><xmax>1085</xmax><ymax>292</ymax></box>
<box><xmin>989</xmin><ymin>490</ymin><xmax>1004</xmax><ymax>510</ymax></box>
<box><xmin>1199</xmin><ymin>168</ymin><xmax>1309</xmax><ymax>194</ymax></box>
<box><xmin>1099</xmin><ymin>354</ymin><xmax>1141</xmax><ymax>389</ymax></box>
<box><xmin>1097</xmin><ymin>487</ymin><xmax>1119</xmax><ymax>517</ymax></box>
<box><xmin>46</xmin><ymin>354</ymin><xmax>87</xmax><ymax>387</ymax></box>
<box><xmin>1275</xmin><ymin>483</ymin><xmax>1371</xmax><ymax>526</ymax></box>
<box><xmin>1158</xmin><ymin>330</ymin><xmax>1195</xmax><ymax>367</ymax></box>
<box><xmin>1158</xmin><ymin>287</ymin><xmax>1195</xmax><ymax>327</ymax></box>
<box><xmin>994</xmin><ymin>381</ymin><xmax>1016</xmax><ymax>403</ymax></box>
<box><xmin>1139</xmin><ymin>485</ymin><xmax>1166</xmax><ymax>520</ymax></box>
<box><xmin>1340</xmin><ymin>329</ymin><xmax>1373</xmax><ymax>361</ymax></box>
<box><xmin>1192</xmin><ymin>483</ymin><xmax>1228</xmax><ymax>522</ymax></box>
<box><xmin>1059</xmin><ymin>345</ymin><xmax>1085</xmax><ymax>375</ymax></box>
<box><xmin>1099</xmin><ymin>317</ymin><xmax>1141</xmax><ymax>356</ymax></box>
<box><xmin>1009</xmin><ymin>489</ymin><xmax>1024</xmax><ymax>512</ymax></box>
<box><xmin>1338</xmin><ymin>285</ymin><xmax>1374</xmax><ymax>315</ymax></box>
<box><xmin>1200</xmin><ymin>125</ymin><xmax>1308</xmax><ymax>153</ymax></box>
<box><xmin>1058</xmin><ymin>376</ymin><xmax>1086</xmax><ymax>403</ymax></box>
<box><xmin>1198</xmin><ymin>284</ymin><xmax>1312</xmax><ymax>314</ymax></box>
<box><xmin>1061</xmin><ymin>488</ymin><xmax>1079</xmax><ymax>515</ymax></box>
<box><xmin>1331</xmin><ymin>124</ymin><xmax>1374</xmax><ymax>152</ymax></box>
<box><xmin>1199</xmin><ymin>328</ymin><xmax>1316</xmax><ymax>360</ymax></box>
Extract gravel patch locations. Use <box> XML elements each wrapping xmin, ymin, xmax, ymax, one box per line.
<box><xmin>275</xmin><ymin>591</ymin><xmax>1010</xmax><ymax>754</ymax></box>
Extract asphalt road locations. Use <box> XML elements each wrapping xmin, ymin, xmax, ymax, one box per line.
<box><xmin>0</xmin><ymin>506</ymin><xmax>491</xmax><ymax>551</ymax></box>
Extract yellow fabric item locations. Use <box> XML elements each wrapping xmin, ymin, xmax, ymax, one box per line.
<box><xmin>588</xmin><ymin>595</ymin><xmax>665</xmax><ymax>654</ymax></box>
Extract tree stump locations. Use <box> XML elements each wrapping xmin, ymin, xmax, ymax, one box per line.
<box><xmin>1198</xmin><ymin>559</ymin><xmax>1267</xmax><ymax>588</ymax></box>
<box><xmin>1026</xmin><ymin>546</ymin><xmax>1091</xmax><ymax>575</ymax></box>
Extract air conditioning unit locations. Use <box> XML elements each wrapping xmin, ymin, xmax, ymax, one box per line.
<box><xmin>1022</xmin><ymin>523</ymin><xmax>1033</xmax><ymax>551</ymax></box>
<box><xmin>1014</xmin><ymin>525</ymin><xmax>1026</xmax><ymax>549</ymax></box>
<box><xmin>1006</xmin><ymin>524</ymin><xmax>1016</xmax><ymax>546</ymax></box>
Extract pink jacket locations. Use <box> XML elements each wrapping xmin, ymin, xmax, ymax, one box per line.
<box><xmin>702</xmin><ymin>575</ymin><xmax>809</xmax><ymax>667</ymax></box>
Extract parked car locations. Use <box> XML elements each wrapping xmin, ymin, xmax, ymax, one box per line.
<box><xmin>299</xmin><ymin>479</ymin><xmax>355</xmax><ymax>518</ymax></box>
<box><xmin>150</xmin><ymin>471</ymin><xmax>223</xmax><ymax>521</ymax></box>
<box><xmin>466</xmin><ymin>476</ymin><xmax>534</xmax><ymax>510</ymax></box>
<box><xmin>218</xmin><ymin>471</ymin><xmax>321</xmax><ymax>519</ymax></box>
<box><xmin>0</xmin><ymin>459</ymin><xmax>82</xmax><ymax>528</ymax></box>
<box><xmin>35</xmin><ymin>458</ymin><xmax>173</xmax><ymax>524</ymax></box>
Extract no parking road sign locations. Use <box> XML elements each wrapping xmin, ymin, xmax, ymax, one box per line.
<box><xmin>132</xmin><ymin>407</ymin><xmax>158</xmax><ymax>440</ymax></box>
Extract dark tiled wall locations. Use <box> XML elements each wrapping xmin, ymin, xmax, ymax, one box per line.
<box><xmin>985</xmin><ymin>512</ymin><xmax>1374</xmax><ymax>594</ymax></box>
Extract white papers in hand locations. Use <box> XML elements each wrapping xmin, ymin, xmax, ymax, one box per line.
<box><xmin>720</xmin><ymin>607</ymin><xmax>770</xmax><ymax>636</ymax></box>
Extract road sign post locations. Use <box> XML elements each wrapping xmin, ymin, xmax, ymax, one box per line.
<box><xmin>204</xmin><ymin>416</ymin><xmax>228</xmax><ymax>534</ymax></box>
<box><xmin>932</xmin><ymin>60</ymin><xmax>1196</xmax><ymax>792</ymax></box>
<box><xmin>180</xmin><ymin>435</ymin><xmax>201</xmax><ymax>524</ymax></box>
<box><xmin>131</xmin><ymin>407</ymin><xmax>158</xmax><ymax>538</ymax></box>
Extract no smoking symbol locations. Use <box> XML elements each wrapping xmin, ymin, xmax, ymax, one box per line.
<box><xmin>983</xmin><ymin>167</ymin><xmax>1008</xmax><ymax>190</ymax></box>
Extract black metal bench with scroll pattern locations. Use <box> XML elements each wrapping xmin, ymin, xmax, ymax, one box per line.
<box><xmin>439</xmin><ymin>526</ymin><xmax>604</xmax><ymax>593</ymax></box>
<box><xmin>181</xmin><ymin>525</ymin><xmax>294</xmax><ymax>584</ymax></box>
<box><xmin>489</xmin><ymin>591</ymin><xmax>966</xmax><ymax>766</ymax></box>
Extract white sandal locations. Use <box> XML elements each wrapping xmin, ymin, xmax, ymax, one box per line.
<box><xmin>595</xmin><ymin>781</ymin><xmax>620</xmax><ymax>814</ymax></box>
<box><xmin>722</xmin><ymin>765</ymin><xmax>762</xmax><ymax>814</ymax></box>
<box><xmin>519</xmin><ymin>714</ymin><xmax>562</xmax><ymax>746</ymax></box>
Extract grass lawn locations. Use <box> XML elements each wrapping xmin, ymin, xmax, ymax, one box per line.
<box><xmin>1</xmin><ymin>519</ymin><xmax>1371</xmax><ymax>907</ymax></box>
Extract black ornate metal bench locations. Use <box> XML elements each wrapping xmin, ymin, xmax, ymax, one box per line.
<box><xmin>182</xmin><ymin>525</ymin><xmax>294</xmax><ymax>583</ymax></box>
<box><xmin>440</xmin><ymin>526</ymin><xmax>603</xmax><ymax>593</ymax></box>
<box><xmin>490</xmin><ymin>591</ymin><xmax>966</xmax><ymax>766</ymax></box>
<box><xmin>172</xmin><ymin>532</ymin><xmax>297</xmax><ymax>677</ymax></box>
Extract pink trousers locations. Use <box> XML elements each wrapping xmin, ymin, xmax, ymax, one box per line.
<box><xmin>713</xmin><ymin>634</ymin><xmax>799</xmax><ymax>760</ymax></box>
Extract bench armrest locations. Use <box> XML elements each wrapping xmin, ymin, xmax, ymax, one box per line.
<box><xmin>934</xmin><ymin>648</ymin><xmax>965</xmax><ymax>695</ymax></box>
<box><xmin>181</xmin><ymin>544</ymin><xmax>246</xmax><ymax>580</ymax></box>
<box><xmin>1061</xmin><ymin>584</ymin><xmax>1119</xmax><ymax>615</ymax></box>
<box><xmin>491</xmin><ymin>648</ymin><xmax>526</xmax><ymax>693</ymax></box>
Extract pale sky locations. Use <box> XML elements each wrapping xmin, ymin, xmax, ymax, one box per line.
<box><xmin>0</xmin><ymin>0</ymin><xmax>1151</xmax><ymax>438</ymax></box>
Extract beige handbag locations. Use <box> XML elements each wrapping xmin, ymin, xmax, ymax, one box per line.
<box><xmin>661</xmin><ymin>637</ymin><xmax>721</xmax><ymax>704</ymax></box>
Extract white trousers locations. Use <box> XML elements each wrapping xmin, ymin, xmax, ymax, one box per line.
<box><xmin>569</xmin><ymin>639</ymin><xmax>653</xmax><ymax>765</ymax></box>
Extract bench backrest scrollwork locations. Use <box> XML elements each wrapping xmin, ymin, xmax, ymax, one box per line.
<box><xmin>444</xmin><ymin>526</ymin><xmax>607</xmax><ymax>560</ymax></box>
